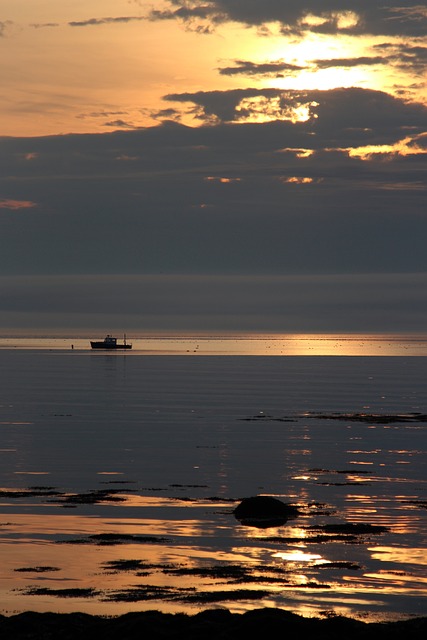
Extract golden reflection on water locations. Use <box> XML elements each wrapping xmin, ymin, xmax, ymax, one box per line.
<box><xmin>2</xmin><ymin>333</ymin><xmax>427</xmax><ymax>355</ymax></box>
<box><xmin>370</xmin><ymin>546</ymin><xmax>427</xmax><ymax>566</ymax></box>
<box><xmin>0</xmin><ymin>499</ymin><xmax>426</xmax><ymax>619</ymax></box>
<box><xmin>272</xmin><ymin>550</ymin><xmax>323</xmax><ymax>563</ymax></box>
<box><xmin>0</xmin><ymin>512</ymin><xmax>251</xmax><ymax>616</ymax></box>
<box><xmin>364</xmin><ymin>572</ymin><xmax>427</xmax><ymax>587</ymax></box>
<box><xmin>145</xmin><ymin>333</ymin><xmax>427</xmax><ymax>356</ymax></box>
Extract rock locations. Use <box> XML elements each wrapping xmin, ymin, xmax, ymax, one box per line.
<box><xmin>233</xmin><ymin>496</ymin><xmax>299</xmax><ymax>528</ymax></box>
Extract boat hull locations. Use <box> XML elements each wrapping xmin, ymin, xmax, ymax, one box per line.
<box><xmin>90</xmin><ymin>342</ymin><xmax>132</xmax><ymax>350</ymax></box>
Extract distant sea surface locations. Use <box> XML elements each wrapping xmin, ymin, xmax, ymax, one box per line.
<box><xmin>2</xmin><ymin>332</ymin><xmax>427</xmax><ymax>355</ymax></box>
<box><xmin>0</xmin><ymin>334</ymin><xmax>426</xmax><ymax>621</ymax></box>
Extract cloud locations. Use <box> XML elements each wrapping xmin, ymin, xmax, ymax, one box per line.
<box><xmin>1</xmin><ymin>88</ymin><xmax>425</xmax><ymax>178</ymax></box>
<box><xmin>281</xmin><ymin>176</ymin><xmax>316</xmax><ymax>184</ymax></box>
<box><xmin>313</xmin><ymin>56</ymin><xmax>384</xmax><ymax>69</ymax></box>
<box><xmin>410</xmin><ymin>132</ymin><xmax>427</xmax><ymax>150</ymax></box>
<box><xmin>0</xmin><ymin>20</ymin><xmax>13</xmax><ymax>37</ymax></box>
<box><xmin>149</xmin><ymin>107</ymin><xmax>183</xmax><ymax>123</ymax></box>
<box><xmin>217</xmin><ymin>47</ymin><xmax>426</xmax><ymax>81</ymax></box>
<box><xmin>148</xmin><ymin>1</ymin><xmax>427</xmax><ymax>37</ymax></box>
<box><xmin>103</xmin><ymin>119</ymin><xmax>137</xmax><ymax>129</ymax></box>
<box><xmin>148</xmin><ymin>3</ymin><xmax>224</xmax><ymax>33</ymax></box>
<box><xmin>163</xmin><ymin>87</ymin><xmax>427</xmax><ymax>144</ymax></box>
<box><xmin>218</xmin><ymin>59</ymin><xmax>304</xmax><ymax>77</ymax></box>
<box><xmin>30</xmin><ymin>23</ymin><xmax>59</xmax><ymax>29</ymax></box>
<box><xmin>373</xmin><ymin>43</ymin><xmax>427</xmax><ymax>74</ymax></box>
<box><xmin>68</xmin><ymin>16</ymin><xmax>146</xmax><ymax>27</ymax></box>
<box><xmin>164</xmin><ymin>87</ymin><xmax>308</xmax><ymax>124</ymax></box>
<box><xmin>217</xmin><ymin>55</ymin><xmax>392</xmax><ymax>79</ymax></box>
<box><xmin>0</xmin><ymin>87</ymin><xmax>425</xmax><ymax>292</ymax></box>
<box><xmin>0</xmin><ymin>199</ymin><xmax>37</xmax><ymax>210</ymax></box>
<box><xmin>76</xmin><ymin>111</ymin><xmax>129</xmax><ymax>121</ymax></box>
<box><xmin>1</xmin><ymin>3</ymin><xmax>425</xmax><ymax>335</ymax></box>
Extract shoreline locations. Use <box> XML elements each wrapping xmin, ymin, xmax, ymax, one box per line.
<box><xmin>1</xmin><ymin>609</ymin><xmax>426</xmax><ymax>639</ymax></box>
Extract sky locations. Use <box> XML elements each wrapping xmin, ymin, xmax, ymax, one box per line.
<box><xmin>0</xmin><ymin>0</ymin><xmax>426</xmax><ymax>335</ymax></box>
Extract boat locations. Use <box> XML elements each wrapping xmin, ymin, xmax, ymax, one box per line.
<box><xmin>90</xmin><ymin>334</ymin><xmax>132</xmax><ymax>350</ymax></box>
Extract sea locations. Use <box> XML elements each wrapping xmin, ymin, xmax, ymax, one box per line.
<box><xmin>0</xmin><ymin>333</ymin><xmax>426</xmax><ymax>622</ymax></box>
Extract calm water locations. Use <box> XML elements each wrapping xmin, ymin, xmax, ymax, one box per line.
<box><xmin>0</xmin><ymin>335</ymin><xmax>426</xmax><ymax>621</ymax></box>
<box><xmin>2</xmin><ymin>333</ymin><xmax>427</xmax><ymax>355</ymax></box>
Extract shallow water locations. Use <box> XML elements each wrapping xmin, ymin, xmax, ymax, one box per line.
<box><xmin>0</xmin><ymin>342</ymin><xmax>426</xmax><ymax>621</ymax></box>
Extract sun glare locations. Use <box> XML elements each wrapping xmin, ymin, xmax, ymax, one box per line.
<box><xmin>262</xmin><ymin>32</ymin><xmax>374</xmax><ymax>92</ymax></box>
<box><xmin>287</xmin><ymin>66</ymin><xmax>368</xmax><ymax>91</ymax></box>
<box><xmin>233</xmin><ymin>94</ymin><xmax>318</xmax><ymax>124</ymax></box>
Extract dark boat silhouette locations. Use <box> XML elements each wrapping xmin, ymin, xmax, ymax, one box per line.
<box><xmin>90</xmin><ymin>334</ymin><xmax>132</xmax><ymax>350</ymax></box>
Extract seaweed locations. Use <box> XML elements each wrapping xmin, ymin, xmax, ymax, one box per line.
<box><xmin>303</xmin><ymin>412</ymin><xmax>427</xmax><ymax>424</ymax></box>
<box><xmin>21</xmin><ymin>587</ymin><xmax>100</xmax><ymax>598</ymax></box>
<box><xmin>14</xmin><ymin>566</ymin><xmax>61</xmax><ymax>573</ymax></box>
<box><xmin>57</xmin><ymin>533</ymin><xmax>171</xmax><ymax>545</ymax></box>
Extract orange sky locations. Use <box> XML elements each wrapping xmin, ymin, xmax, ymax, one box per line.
<box><xmin>1</xmin><ymin>0</ymin><xmax>426</xmax><ymax>137</ymax></box>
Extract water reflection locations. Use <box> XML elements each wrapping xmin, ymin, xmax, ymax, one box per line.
<box><xmin>272</xmin><ymin>550</ymin><xmax>323</xmax><ymax>563</ymax></box>
<box><xmin>0</xmin><ymin>488</ymin><xmax>426</xmax><ymax>620</ymax></box>
<box><xmin>1</xmin><ymin>349</ymin><xmax>426</xmax><ymax>621</ymax></box>
<box><xmin>2</xmin><ymin>333</ymin><xmax>427</xmax><ymax>355</ymax></box>
<box><xmin>370</xmin><ymin>547</ymin><xmax>427</xmax><ymax>566</ymax></box>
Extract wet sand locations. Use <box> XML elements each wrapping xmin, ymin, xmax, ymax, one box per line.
<box><xmin>1</xmin><ymin>608</ymin><xmax>426</xmax><ymax>639</ymax></box>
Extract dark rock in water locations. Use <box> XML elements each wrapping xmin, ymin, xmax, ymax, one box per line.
<box><xmin>234</xmin><ymin>496</ymin><xmax>299</xmax><ymax>528</ymax></box>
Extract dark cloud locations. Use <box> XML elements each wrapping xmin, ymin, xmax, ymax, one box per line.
<box><xmin>218</xmin><ymin>59</ymin><xmax>304</xmax><ymax>77</ymax></box>
<box><xmin>30</xmin><ymin>23</ymin><xmax>59</xmax><ymax>29</ymax></box>
<box><xmin>218</xmin><ymin>56</ymin><xmax>388</xmax><ymax>79</ymax></box>
<box><xmin>148</xmin><ymin>4</ymin><xmax>224</xmax><ymax>33</ymax></box>
<box><xmin>148</xmin><ymin>1</ymin><xmax>427</xmax><ymax>37</ymax></box>
<box><xmin>1</xmin><ymin>83</ymin><xmax>426</xmax><ymax>331</ymax></box>
<box><xmin>0</xmin><ymin>90</ymin><xmax>425</xmax><ymax>285</ymax></box>
<box><xmin>163</xmin><ymin>87</ymin><xmax>427</xmax><ymax>144</ymax></box>
<box><xmin>150</xmin><ymin>107</ymin><xmax>183</xmax><ymax>122</ymax></box>
<box><xmin>1</xmin><ymin>88</ymin><xmax>425</xmax><ymax>178</ymax></box>
<box><xmin>313</xmin><ymin>56</ymin><xmax>384</xmax><ymax>69</ymax></box>
<box><xmin>411</xmin><ymin>132</ymin><xmax>427</xmax><ymax>150</ymax></box>
<box><xmin>76</xmin><ymin>111</ymin><xmax>129</xmax><ymax>121</ymax></box>
<box><xmin>373</xmin><ymin>43</ymin><xmax>427</xmax><ymax>74</ymax></box>
<box><xmin>103</xmin><ymin>119</ymin><xmax>137</xmax><ymax>129</ymax></box>
<box><xmin>68</xmin><ymin>16</ymin><xmax>145</xmax><ymax>27</ymax></box>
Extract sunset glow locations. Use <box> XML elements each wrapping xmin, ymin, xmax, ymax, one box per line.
<box><xmin>1</xmin><ymin>1</ymin><xmax>426</xmax><ymax>335</ymax></box>
<box><xmin>1</xmin><ymin>4</ymin><xmax>427</xmax><ymax>628</ymax></box>
<box><xmin>1</xmin><ymin>1</ymin><xmax>425</xmax><ymax>136</ymax></box>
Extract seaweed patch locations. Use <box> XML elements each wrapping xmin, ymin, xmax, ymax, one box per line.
<box><xmin>21</xmin><ymin>587</ymin><xmax>100</xmax><ymax>598</ymax></box>
<box><xmin>57</xmin><ymin>533</ymin><xmax>171</xmax><ymax>546</ymax></box>
<box><xmin>14</xmin><ymin>566</ymin><xmax>61</xmax><ymax>573</ymax></box>
<box><xmin>302</xmin><ymin>412</ymin><xmax>427</xmax><ymax>424</ymax></box>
